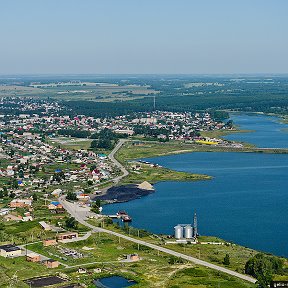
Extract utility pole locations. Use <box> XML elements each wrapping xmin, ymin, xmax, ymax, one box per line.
<box><xmin>26</xmin><ymin>237</ymin><xmax>28</xmax><ymax>258</ymax></box>
<box><xmin>153</xmin><ymin>95</ymin><xmax>156</xmax><ymax>110</ymax></box>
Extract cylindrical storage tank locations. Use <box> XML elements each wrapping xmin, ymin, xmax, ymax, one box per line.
<box><xmin>174</xmin><ymin>225</ymin><xmax>183</xmax><ymax>239</ymax></box>
<box><xmin>184</xmin><ymin>225</ymin><xmax>193</xmax><ymax>239</ymax></box>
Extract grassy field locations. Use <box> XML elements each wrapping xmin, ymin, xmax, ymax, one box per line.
<box><xmin>13</xmin><ymin>232</ymin><xmax>256</xmax><ymax>288</ymax></box>
<box><xmin>47</xmin><ymin>136</ymin><xmax>93</xmax><ymax>150</ymax></box>
<box><xmin>122</xmin><ymin>162</ymin><xmax>211</xmax><ymax>185</ymax></box>
<box><xmin>114</xmin><ymin>140</ymin><xmax>288</xmax><ymax>187</ymax></box>
<box><xmin>200</xmin><ymin>129</ymin><xmax>254</xmax><ymax>139</ymax></box>
<box><xmin>0</xmin><ymin>83</ymin><xmax>158</xmax><ymax>102</ymax></box>
<box><xmin>88</xmin><ymin>221</ymin><xmax>257</xmax><ymax>274</ymax></box>
<box><xmin>0</xmin><ymin>85</ymin><xmax>43</xmax><ymax>98</ymax></box>
<box><xmin>116</xmin><ymin>141</ymin><xmax>288</xmax><ymax>164</ymax></box>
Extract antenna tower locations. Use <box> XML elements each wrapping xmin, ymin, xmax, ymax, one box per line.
<box><xmin>193</xmin><ymin>211</ymin><xmax>198</xmax><ymax>238</ymax></box>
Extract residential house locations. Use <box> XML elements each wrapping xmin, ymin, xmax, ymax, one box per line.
<box><xmin>39</xmin><ymin>221</ymin><xmax>51</xmax><ymax>231</ymax></box>
<box><xmin>0</xmin><ymin>244</ymin><xmax>22</xmax><ymax>258</ymax></box>
<box><xmin>43</xmin><ymin>239</ymin><xmax>57</xmax><ymax>246</ymax></box>
<box><xmin>48</xmin><ymin>201</ymin><xmax>63</xmax><ymax>210</ymax></box>
<box><xmin>26</xmin><ymin>252</ymin><xmax>41</xmax><ymax>262</ymax></box>
<box><xmin>57</xmin><ymin>232</ymin><xmax>78</xmax><ymax>241</ymax></box>
<box><xmin>43</xmin><ymin>259</ymin><xmax>59</xmax><ymax>268</ymax></box>
<box><xmin>9</xmin><ymin>198</ymin><xmax>32</xmax><ymax>208</ymax></box>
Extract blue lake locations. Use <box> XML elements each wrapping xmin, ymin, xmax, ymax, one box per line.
<box><xmin>104</xmin><ymin>114</ymin><xmax>288</xmax><ymax>257</ymax></box>
<box><xmin>94</xmin><ymin>276</ymin><xmax>136</xmax><ymax>288</ymax></box>
<box><xmin>224</xmin><ymin>113</ymin><xmax>288</xmax><ymax>148</ymax></box>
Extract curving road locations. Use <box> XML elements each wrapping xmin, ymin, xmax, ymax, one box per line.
<box><xmin>59</xmin><ymin>196</ymin><xmax>256</xmax><ymax>284</ymax></box>
<box><xmin>108</xmin><ymin>139</ymin><xmax>129</xmax><ymax>183</ymax></box>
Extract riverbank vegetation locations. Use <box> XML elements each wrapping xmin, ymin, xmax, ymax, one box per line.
<box><xmin>116</xmin><ymin>141</ymin><xmax>288</xmax><ymax>165</ymax></box>
<box><xmin>114</xmin><ymin>140</ymin><xmax>288</xmax><ymax>187</ymax></box>
<box><xmin>121</xmin><ymin>161</ymin><xmax>211</xmax><ymax>185</ymax></box>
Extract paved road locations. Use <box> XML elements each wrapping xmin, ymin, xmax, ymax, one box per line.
<box><xmin>59</xmin><ymin>197</ymin><xmax>256</xmax><ymax>284</ymax></box>
<box><xmin>108</xmin><ymin>139</ymin><xmax>129</xmax><ymax>183</ymax></box>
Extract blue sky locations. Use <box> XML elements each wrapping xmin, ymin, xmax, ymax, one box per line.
<box><xmin>1</xmin><ymin>0</ymin><xmax>287</xmax><ymax>74</ymax></box>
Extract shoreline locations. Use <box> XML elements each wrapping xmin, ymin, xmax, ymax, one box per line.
<box><xmin>97</xmin><ymin>129</ymin><xmax>288</xmax><ymax>204</ymax></box>
<box><xmin>97</xmin><ymin>111</ymin><xmax>288</xmax><ymax>205</ymax></box>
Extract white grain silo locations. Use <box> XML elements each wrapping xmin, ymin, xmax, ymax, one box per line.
<box><xmin>174</xmin><ymin>225</ymin><xmax>183</xmax><ymax>239</ymax></box>
<box><xmin>184</xmin><ymin>225</ymin><xmax>193</xmax><ymax>239</ymax></box>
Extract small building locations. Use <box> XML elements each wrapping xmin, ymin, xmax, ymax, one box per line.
<box><xmin>9</xmin><ymin>198</ymin><xmax>32</xmax><ymax>208</ymax></box>
<box><xmin>0</xmin><ymin>208</ymin><xmax>10</xmax><ymax>216</ymax></box>
<box><xmin>39</xmin><ymin>221</ymin><xmax>51</xmax><ymax>231</ymax></box>
<box><xmin>76</xmin><ymin>194</ymin><xmax>90</xmax><ymax>201</ymax></box>
<box><xmin>43</xmin><ymin>239</ymin><xmax>57</xmax><ymax>246</ymax></box>
<box><xmin>78</xmin><ymin>267</ymin><xmax>87</xmax><ymax>274</ymax></box>
<box><xmin>114</xmin><ymin>129</ymin><xmax>134</xmax><ymax>136</ymax></box>
<box><xmin>127</xmin><ymin>253</ymin><xmax>140</xmax><ymax>261</ymax></box>
<box><xmin>43</xmin><ymin>259</ymin><xmax>59</xmax><ymax>268</ymax></box>
<box><xmin>270</xmin><ymin>281</ymin><xmax>288</xmax><ymax>287</ymax></box>
<box><xmin>26</xmin><ymin>252</ymin><xmax>40</xmax><ymax>262</ymax></box>
<box><xmin>57</xmin><ymin>232</ymin><xmax>78</xmax><ymax>241</ymax></box>
<box><xmin>0</xmin><ymin>244</ymin><xmax>22</xmax><ymax>258</ymax></box>
<box><xmin>48</xmin><ymin>201</ymin><xmax>63</xmax><ymax>210</ymax></box>
<box><xmin>51</xmin><ymin>188</ymin><xmax>62</xmax><ymax>197</ymax></box>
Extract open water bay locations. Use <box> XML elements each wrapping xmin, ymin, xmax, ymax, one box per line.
<box><xmin>104</xmin><ymin>114</ymin><xmax>288</xmax><ymax>256</ymax></box>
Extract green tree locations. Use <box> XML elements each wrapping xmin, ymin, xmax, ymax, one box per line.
<box><xmin>245</xmin><ymin>253</ymin><xmax>284</xmax><ymax>288</ymax></box>
<box><xmin>65</xmin><ymin>217</ymin><xmax>78</xmax><ymax>229</ymax></box>
<box><xmin>168</xmin><ymin>256</ymin><xmax>184</xmax><ymax>265</ymax></box>
<box><xmin>32</xmin><ymin>193</ymin><xmax>38</xmax><ymax>201</ymax></box>
<box><xmin>91</xmin><ymin>199</ymin><xmax>101</xmax><ymax>214</ymax></box>
<box><xmin>95</xmin><ymin>199</ymin><xmax>101</xmax><ymax>208</ymax></box>
<box><xmin>66</xmin><ymin>191</ymin><xmax>77</xmax><ymax>201</ymax></box>
<box><xmin>90</xmin><ymin>139</ymin><xmax>112</xmax><ymax>150</ymax></box>
<box><xmin>87</xmin><ymin>180</ymin><xmax>93</xmax><ymax>185</ymax></box>
<box><xmin>223</xmin><ymin>253</ymin><xmax>230</xmax><ymax>266</ymax></box>
<box><xmin>9</xmin><ymin>192</ymin><xmax>16</xmax><ymax>198</ymax></box>
<box><xmin>2</xmin><ymin>186</ymin><xmax>8</xmax><ymax>197</ymax></box>
<box><xmin>18</xmin><ymin>169</ymin><xmax>24</xmax><ymax>179</ymax></box>
<box><xmin>91</xmin><ymin>203</ymin><xmax>100</xmax><ymax>214</ymax></box>
<box><xmin>11</xmin><ymin>179</ymin><xmax>18</xmax><ymax>189</ymax></box>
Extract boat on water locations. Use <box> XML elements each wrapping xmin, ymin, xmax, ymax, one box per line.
<box><xmin>122</xmin><ymin>215</ymin><xmax>132</xmax><ymax>222</ymax></box>
<box><xmin>116</xmin><ymin>210</ymin><xmax>128</xmax><ymax>217</ymax></box>
<box><xmin>116</xmin><ymin>210</ymin><xmax>132</xmax><ymax>222</ymax></box>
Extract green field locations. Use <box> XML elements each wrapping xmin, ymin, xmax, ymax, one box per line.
<box><xmin>0</xmin><ymin>83</ymin><xmax>159</xmax><ymax>102</ymax></box>
<box><xmin>116</xmin><ymin>141</ymin><xmax>288</xmax><ymax>164</ymax></box>
<box><xmin>122</xmin><ymin>162</ymin><xmax>211</xmax><ymax>185</ymax></box>
<box><xmin>2</xmin><ymin>232</ymin><xmax>256</xmax><ymax>288</ymax></box>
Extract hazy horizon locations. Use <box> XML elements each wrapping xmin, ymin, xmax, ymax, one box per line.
<box><xmin>1</xmin><ymin>0</ymin><xmax>287</xmax><ymax>75</ymax></box>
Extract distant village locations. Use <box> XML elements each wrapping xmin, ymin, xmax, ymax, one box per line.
<box><xmin>0</xmin><ymin>96</ymin><xmax>239</xmax><ymax>143</ymax></box>
<box><xmin>0</xmin><ymin>96</ymin><xmax>242</xmax><ymax>221</ymax></box>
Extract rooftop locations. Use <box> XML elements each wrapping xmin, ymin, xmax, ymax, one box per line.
<box><xmin>0</xmin><ymin>244</ymin><xmax>21</xmax><ymax>252</ymax></box>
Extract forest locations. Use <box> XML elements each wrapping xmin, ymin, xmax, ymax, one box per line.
<box><xmin>1</xmin><ymin>75</ymin><xmax>288</xmax><ymax>118</ymax></box>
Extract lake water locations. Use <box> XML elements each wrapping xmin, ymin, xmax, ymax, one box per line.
<box><xmin>104</xmin><ymin>114</ymin><xmax>288</xmax><ymax>257</ymax></box>
<box><xmin>94</xmin><ymin>276</ymin><xmax>136</xmax><ymax>288</ymax></box>
<box><xmin>224</xmin><ymin>113</ymin><xmax>288</xmax><ymax>148</ymax></box>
